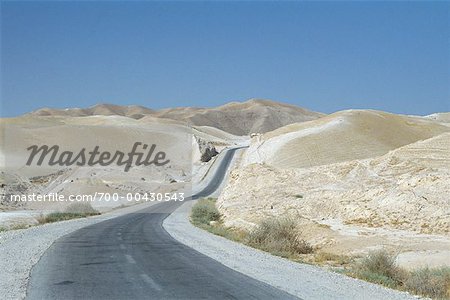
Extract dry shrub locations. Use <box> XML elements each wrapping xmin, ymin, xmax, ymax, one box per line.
<box><xmin>354</xmin><ymin>250</ymin><xmax>402</xmax><ymax>288</ymax></box>
<box><xmin>247</xmin><ymin>217</ymin><xmax>313</xmax><ymax>256</ymax></box>
<box><xmin>39</xmin><ymin>202</ymin><xmax>99</xmax><ymax>224</ymax></box>
<box><xmin>191</xmin><ymin>198</ymin><xmax>221</xmax><ymax>226</ymax></box>
<box><xmin>404</xmin><ymin>267</ymin><xmax>450</xmax><ymax>299</ymax></box>
<box><xmin>314</xmin><ymin>252</ymin><xmax>352</xmax><ymax>266</ymax></box>
<box><xmin>190</xmin><ymin>198</ymin><xmax>244</xmax><ymax>242</ymax></box>
<box><xmin>64</xmin><ymin>202</ymin><xmax>99</xmax><ymax>214</ymax></box>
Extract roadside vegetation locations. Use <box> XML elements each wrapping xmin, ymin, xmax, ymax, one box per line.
<box><xmin>37</xmin><ymin>202</ymin><xmax>100</xmax><ymax>224</ymax></box>
<box><xmin>247</xmin><ymin>217</ymin><xmax>313</xmax><ymax>256</ymax></box>
<box><xmin>0</xmin><ymin>202</ymin><xmax>101</xmax><ymax>233</ymax></box>
<box><xmin>0</xmin><ymin>223</ymin><xmax>32</xmax><ymax>232</ymax></box>
<box><xmin>191</xmin><ymin>198</ymin><xmax>450</xmax><ymax>299</ymax></box>
<box><xmin>191</xmin><ymin>198</ymin><xmax>245</xmax><ymax>241</ymax></box>
<box><xmin>191</xmin><ymin>198</ymin><xmax>312</xmax><ymax>258</ymax></box>
<box><xmin>348</xmin><ymin>250</ymin><xmax>450</xmax><ymax>299</ymax></box>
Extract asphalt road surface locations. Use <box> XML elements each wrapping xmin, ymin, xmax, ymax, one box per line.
<box><xmin>26</xmin><ymin>148</ymin><xmax>298</xmax><ymax>299</ymax></box>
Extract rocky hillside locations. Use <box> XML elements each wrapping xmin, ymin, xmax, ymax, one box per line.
<box><xmin>219</xmin><ymin>132</ymin><xmax>450</xmax><ymax>235</ymax></box>
<box><xmin>154</xmin><ymin>99</ymin><xmax>324</xmax><ymax>135</ymax></box>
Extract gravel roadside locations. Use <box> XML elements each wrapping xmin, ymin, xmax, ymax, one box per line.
<box><xmin>0</xmin><ymin>202</ymin><xmax>157</xmax><ymax>300</ymax></box>
<box><xmin>163</xmin><ymin>201</ymin><xmax>419</xmax><ymax>300</ymax></box>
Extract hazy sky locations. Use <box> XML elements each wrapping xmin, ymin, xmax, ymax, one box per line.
<box><xmin>1</xmin><ymin>1</ymin><xmax>449</xmax><ymax>117</ymax></box>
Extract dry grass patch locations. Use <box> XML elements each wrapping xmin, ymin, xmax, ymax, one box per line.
<box><xmin>404</xmin><ymin>267</ymin><xmax>450</xmax><ymax>300</ymax></box>
<box><xmin>247</xmin><ymin>217</ymin><xmax>313</xmax><ymax>257</ymax></box>
<box><xmin>191</xmin><ymin>199</ymin><xmax>313</xmax><ymax>258</ymax></box>
<box><xmin>349</xmin><ymin>250</ymin><xmax>450</xmax><ymax>299</ymax></box>
<box><xmin>352</xmin><ymin>250</ymin><xmax>403</xmax><ymax>288</ymax></box>
<box><xmin>38</xmin><ymin>202</ymin><xmax>100</xmax><ymax>224</ymax></box>
<box><xmin>314</xmin><ymin>252</ymin><xmax>352</xmax><ymax>266</ymax></box>
<box><xmin>191</xmin><ymin>198</ymin><xmax>221</xmax><ymax>226</ymax></box>
<box><xmin>191</xmin><ymin>198</ymin><xmax>244</xmax><ymax>242</ymax></box>
<box><xmin>0</xmin><ymin>223</ymin><xmax>32</xmax><ymax>232</ymax></box>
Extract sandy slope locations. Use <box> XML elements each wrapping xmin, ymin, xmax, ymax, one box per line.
<box><xmin>0</xmin><ymin>114</ymin><xmax>241</xmax><ymax>214</ymax></box>
<box><xmin>1</xmin><ymin>115</ymin><xmax>193</xmax><ymax>176</ymax></box>
<box><xmin>425</xmin><ymin>112</ymin><xmax>450</xmax><ymax>123</ymax></box>
<box><xmin>243</xmin><ymin>109</ymin><xmax>450</xmax><ymax>168</ymax></box>
<box><xmin>218</xmin><ymin>132</ymin><xmax>450</xmax><ymax>266</ymax></box>
<box><xmin>27</xmin><ymin>99</ymin><xmax>324</xmax><ymax>136</ymax></box>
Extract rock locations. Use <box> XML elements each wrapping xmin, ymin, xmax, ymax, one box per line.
<box><xmin>201</xmin><ymin>147</ymin><xmax>219</xmax><ymax>162</ymax></box>
<box><xmin>196</xmin><ymin>137</ymin><xmax>219</xmax><ymax>162</ymax></box>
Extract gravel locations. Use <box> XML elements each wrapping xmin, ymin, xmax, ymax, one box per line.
<box><xmin>163</xmin><ymin>201</ymin><xmax>419</xmax><ymax>300</ymax></box>
<box><xmin>0</xmin><ymin>202</ymin><xmax>156</xmax><ymax>300</ymax></box>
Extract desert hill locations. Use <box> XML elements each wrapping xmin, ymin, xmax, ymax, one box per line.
<box><xmin>221</xmin><ymin>132</ymin><xmax>450</xmax><ymax>233</ymax></box>
<box><xmin>218</xmin><ymin>132</ymin><xmax>450</xmax><ymax>267</ymax></box>
<box><xmin>31</xmin><ymin>104</ymin><xmax>155</xmax><ymax>119</ymax></box>
<box><xmin>153</xmin><ymin>99</ymin><xmax>324</xmax><ymax>135</ymax></box>
<box><xmin>243</xmin><ymin>109</ymin><xmax>450</xmax><ymax>168</ymax></box>
<box><xmin>27</xmin><ymin>99</ymin><xmax>325</xmax><ymax>136</ymax></box>
<box><xmin>0</xmin><ymin>114</ymin><xmax>243</xmax><ymax>212</ymax></box>
<box><xmin>425</xmin><ymin>112</ymin><xmax>450</xmax><ymax>123</ymax></box>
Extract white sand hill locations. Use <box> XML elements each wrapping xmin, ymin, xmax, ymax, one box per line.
<box><xmin>425</xmin><ymin>112</ymin><xmax>450</xmax><ymax>123</ymax></box>
<box><xmin>243</xmin><ymin>110</ymin><xmax>450</xmax><ymax>168</ymax></box>
<box><xmin>0</xmin><ymin>114</ymin><xmax>243</xmax><ymax>214</ymax></box>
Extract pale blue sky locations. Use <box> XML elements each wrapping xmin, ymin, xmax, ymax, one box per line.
<box><xmin>1</xmin><ymin>1</ymin><xmax>449</xmax><ymax>117</ymax></box>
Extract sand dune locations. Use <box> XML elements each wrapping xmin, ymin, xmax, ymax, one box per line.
<box><xmin>243</xmin><ymin>110</ymin><xmax>450</xmax><ymax>168</ymax></box>
<box><xmin>28</xmin><ymin>99</ymin><xmax>324</xmax><ymax>136</ymax></box>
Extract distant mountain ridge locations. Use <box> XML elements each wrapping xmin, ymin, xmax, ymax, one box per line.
<box><xmin>30</xmin><ymin>104</ymin><xmax>155</xmax><ymax>119</ymax></box>
<box><xmin>27</xmin><ymin>99</ymin><xmax>325</xmax><ymax>135</ymax></box>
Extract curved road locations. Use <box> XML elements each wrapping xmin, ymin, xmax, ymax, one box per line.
<box><xmin>27</xmin><ymin>148</ymin><xmax>297</xmax><ymax>299</ymax></box>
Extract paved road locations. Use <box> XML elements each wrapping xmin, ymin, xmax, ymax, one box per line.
<box><xmin>27</xmin><ymin>148</ymin><xmax>298</xmax><ymax>299</ymax></box>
